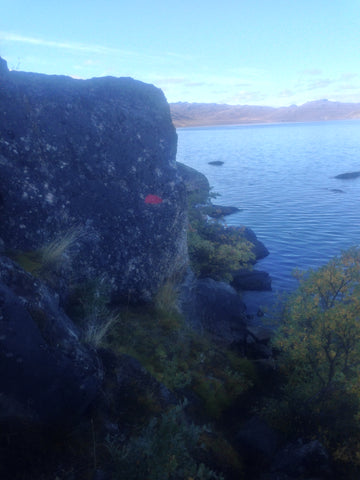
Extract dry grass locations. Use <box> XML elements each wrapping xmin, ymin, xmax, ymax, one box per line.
<box><xmin>154</xmin><ymin>279</ymin><xmax>179</xmax><ymax>315</ymax></box>
<box><xmin>39</xmin><ymin>226</ymin><xmax>83</xmax><ymax>269</ymax></box>
<box><xmin>10</xmin><ymin>226</ymin><xmax>83</xmax><ymax>278</ymax></box>
<box><xmin>83</xmin><ymin>311</ymin><xmax>120</xmax><ymax>348</ymax></box>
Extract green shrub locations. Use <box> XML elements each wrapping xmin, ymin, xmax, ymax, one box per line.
<box><xmin>106</xmin><ymin>402</ymin><xmax>225</xmax><ymax>480</ymax></box>
<box><xmin>186</xmin><ymin>185</ymin><xmax>254</xmax><ymax>282</ymax></box>
<box><xmin>108</xmin><ymin>303</ymin><xmax>256</xmax><ymax>418</ymax></box>
<box><xmin>262</xmin><ymin>247</ymin><xmax>360</xmax><ymax>472</ymax></box>
<box><xmin>193</xmin><ymin>367</ymin><xmax>252</xmax><ymax>420</ymax></box>
<box><xmin>188</xmin><ymin>221</ymin><xmax>254</xmax><ymax>281</ymax></box>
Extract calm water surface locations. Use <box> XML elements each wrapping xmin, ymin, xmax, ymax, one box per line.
<box><xmin>176</xmin><ymin>120</ymin><xmax>360</xmax><ymax>313</ymax></box>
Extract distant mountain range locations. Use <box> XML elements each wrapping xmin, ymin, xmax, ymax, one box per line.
<box><xmin>170</xmin><ymin>99</ymin><xmax>360</xmax><ymax>128</ymax></box>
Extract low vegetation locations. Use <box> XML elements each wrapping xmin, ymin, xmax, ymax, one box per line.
<box><xmin>8</xmin><ymin>198</ymin><xmax>360</xmax><ymax>478</ymax></box>
<box><xmin>106</xmin><ymin>402</ymin><xmax>225</xmax><ymax>480</ymax></box>
<box><xmin>187</xmin><ymin>192</ymin><xmax>254</xmax><ymax>281</ymax></box>
<box><xmin>8</xmin><ymin>226</ymin><xmax>82</xmax><ymax>279</ymax></box>
<box><xmin>108</xmin><ymin>295</ymin><xmax>257</xmax><ymax>418</ymax></box>
<box><xmin>62</xmin><ymin>277</ymin><xmax>254</xmax><ymax>479</ymax></box>
<box><xmin>262</xmin><ymin>246</ymin><xmax>360</xmax><ymax>477</ymax></box>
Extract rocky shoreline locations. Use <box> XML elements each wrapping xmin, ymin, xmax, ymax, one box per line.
<box><xmin>0</xmin><ymin>57</ymin><xmax>334</xmax><ymax>480</ymax></box>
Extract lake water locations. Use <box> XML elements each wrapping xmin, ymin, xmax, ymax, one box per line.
<box><xmin>176</xmin><ymin>120</ymin><xmax>360</xmax><ymax>315</ymax></box>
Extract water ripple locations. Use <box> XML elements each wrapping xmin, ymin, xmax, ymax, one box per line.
<box><xmin>177</xmin><ymin>120</ymin><xmax>360</xmax><ymax>310</ymax></box>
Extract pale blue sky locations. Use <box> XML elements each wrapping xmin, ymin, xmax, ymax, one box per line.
<box><xmin>1</xmin><ymin>0</ymin><xmax>360</xmax><ymax>106</ymax></box>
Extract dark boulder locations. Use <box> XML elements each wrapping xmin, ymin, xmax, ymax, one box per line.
<box><xmin>243</xmin><ymin>324</ymin><xmax>274</xmax><ymax>360</ymax></box>
<box><xmin>232</xmin><ymin>269</ymin><xmax>272</xmax><ymax>291</ymax></box>
<box><xmin>177</xmin><ymin>161</ymin><xmax>210</xmax><ymax>204</ymax></box>
<box><xmin>236</xmin><ymin>416</ymin><xmax>279</xmax><ymax>464</ymax></box>
<box><xmin>0</xmin><ymin>56</ymin><xmax>8</xmax><ymax>75</ymax></box>
<box><xmin>208</xmin><ymin>160</ymin><xmax>224</xmax><ymax>166</ymax></box>
<box><xmin>270</xmin><ymin>440</ymin><xmax>332</xmax><ymax>479</ymax></box>
<box><xmin>202</xmin><ymin>204</ymin><xmax>241</xmax><ymax>218</ymax></box>
<box><xmin>0</xmin><ymin>255</ymin><xmax>102</xmax><ymax>426</ymax></box>
<box><xmin>179</xmin><ymin>271</ymin><xmax>248</xmax><ymax>343</ymax></box>
<box><xmin>242</xmin><ymin>227</ymin><xmax>269</xmax><ymax>260</ymax></box>
<box><xmin>334</xmin><ymin>171</ymin><xmax>360</xmax><ymax>180</ymax></box>
<box><xmin>0</xmin><ymin>57</ymin><xmax>187</xmax><ymax>303</ymax></box>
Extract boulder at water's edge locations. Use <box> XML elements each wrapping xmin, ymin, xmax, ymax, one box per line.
<box><xmin>0</xmin><ymin>57</ymin><xmax>187</xmax><ymax>302</ymax></box>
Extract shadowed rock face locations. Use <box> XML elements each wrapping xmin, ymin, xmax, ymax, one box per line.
<box><xmin>0</xmin><ymin>58</ymin><xmax>187</xmax><ymax>302</ymax></box>
<box><xmin>179</xmin><ymin>272</ymin><xmax>248</xmax><ymax>343</ymax></box>
<box><xmin>232</xmin><ymin>269</ymin><xmax>272</xmax><ymax>291</ymax></box>
<box><xmin>0</xmin><ymin>255</ymin><xmax>102</xmax><ymax>425</ymax></box>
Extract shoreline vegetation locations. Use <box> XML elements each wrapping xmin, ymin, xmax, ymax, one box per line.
<box><xmin>182</xmin><ymin>171</ymin><xmax>360</xmax><ymax>478</ymax></box>
<box><xmin>5</xmin><ymin>167</ymin><xmax>360</xmax><ymax>478</ymax></box>
<box><xmin>2</xmin><ymin>58</ymin><xmax>360</xmax><ymax>478</ymax></box>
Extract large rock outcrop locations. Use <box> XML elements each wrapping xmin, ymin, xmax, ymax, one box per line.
<box><xmin>0</xmin><ymin>58</ymin><xmax>187</xmax><ymax>302</ymax></box>
<box><xmin>0</xmin><ymin>255</ymin><xmax>101</xmax><ymax>426</ymax></box>
<box><xmin>179</xmin><ymin>271</ymin><xmax>248</xmax><ymax>343</ymax></box>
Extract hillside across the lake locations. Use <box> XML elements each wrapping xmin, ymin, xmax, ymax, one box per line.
<box><xmin>170</xmin><ymin>99</ymin><xmax>360</xmax><ymax>127</ymax></box>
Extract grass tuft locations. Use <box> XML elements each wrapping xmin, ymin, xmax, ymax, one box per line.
<box><xmin>154</xmin><ymin>279</ymin><xmax>180</xmax><ymax>315</ymax></box>
<box><xmin>39</xmin><ymin>226</ymin><xmax>83</xmax><ymax>269</ymax></box>
<box><xmin>9</xmin><ymin>226</ymin><xmax>83</xmax><ymax>276</ymax></box>
<box><xmin>83</xmin><ymin>311</ymin><xmax>120</xmax><ymax>348</ymax></box>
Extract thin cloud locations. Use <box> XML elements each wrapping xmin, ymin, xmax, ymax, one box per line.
<box><xmin>279</xmin><ymin>89</ymin><xmax>296</xmax><ymax>98</ymax></box>
<box><xmin>223</xmin><ymin>90</ymin><xmax>268</xmax><ymax>105</ymax></box>
<box><xmin>162</xmin><ymin>51</ymin><xmax>195</xmax><ymax>61</ymax></box>
<box><xmin>340</xmin><ymin>73</ymin><xmax>359</xmax><ymax>81</ymax></box>
<box><xmin>235</xmin><ymin>82</ymin><xmax>252</xmax><ymax>88</ymax></box>
<box><xmin>330</xmin><ymin>92</ymin><xmax>360</xmax><ymax>103</ymax></box>
<box><xmin>228</xmin><ymin>66</ymin><xmax>268</xmax><ymax>79</ymax></box>
<box><xmin>0</xmin><ymin>31</ymin><xmax>190</xmax><ymax>75</ymax></box>
<box><xmin>306</xmin><ymin>79</ymin><xmax>333</xmax><ymax>90</ymax></box>
<box><xmin>185</xmin><ymin>81</ymin><xmax>207</xmax><ymax>87</ymax></box>
<box><xmin>338</xmin><ymin>83</ymin><xmax>359</xmax><ymax>91</ymax></box>
<box><xmin>154</xmin><ymin>77</ymin><xmax>187</xmax><ymax>85</ymax></box>
<box><xmin>299</xmin><ymin>68</ymin><xmax>323</xmax><ymax>76</ymax></box>
<box><xmin>0</xmin><ymin>31</ymin><xmax>134</xmax><ymax>56</ymax></box>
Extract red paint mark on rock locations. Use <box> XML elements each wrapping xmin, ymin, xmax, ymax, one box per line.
<box><xmin>145</xmin><ymin>194</ymin><xmax>163</xmax><ymax>204</ymax></box>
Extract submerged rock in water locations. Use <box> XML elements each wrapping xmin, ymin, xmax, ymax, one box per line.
<box><xmin>0</xmin><ymin>57</ymin><xmax>187</xmax><ymax>302</ymax></box>
<box><xmin>208</xmin><ymin>160</ymin><xmax>224</xmax><ymax>166</ymax></box>
<box><xmin>232</xmin><ymin>269</ymin><xmax>272</xmax><ymax>291</ymax></box>
<box><xmin>202</xmin><ymin>204</ymin><xmax>241</xmax><ymax>218</ymax></box>
<box><xmin>334</xmin><ymin>171</ymin><xmax>360</xmax><ymax>179</ymax></box>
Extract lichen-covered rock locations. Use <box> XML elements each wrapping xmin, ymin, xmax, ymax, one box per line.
<box><xmin>0</xmin><ymin>57</ymin><xmax>187</xmax><ymax>302</ymax></box>
<box><xmin>0</xmin><ymin>255</ymin><xmax>102</xmax><ymax>425</ymax></box>
<box><xmin>241</xmin><ymin>227</ymin><xmax>269</xmax><ymax>261</ymax></box>
<box><xmin>179</xmin><ymin>271</ymin><xmax>248</xmax><ymax>343</ymax></box>
<box><xmin>176</xmin><ymin>162</ymin><xmax>210</xmax><ymax>204</ymax></box>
